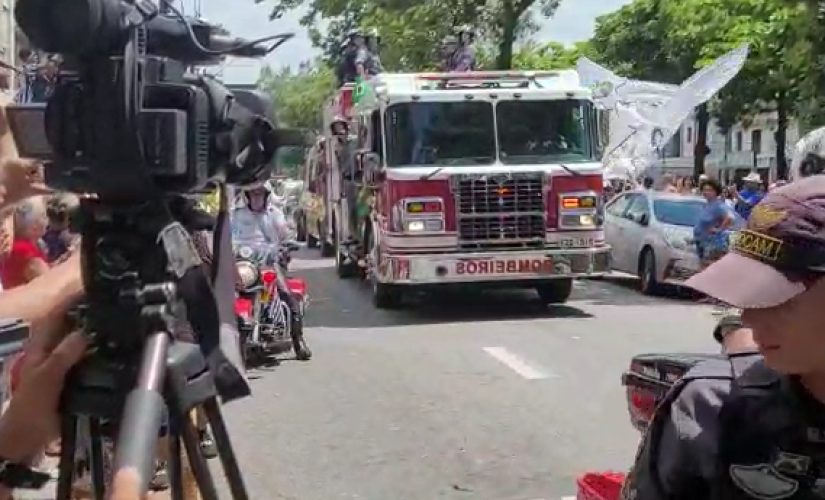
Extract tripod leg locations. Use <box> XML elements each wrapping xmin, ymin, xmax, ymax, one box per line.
<box><xmin>56</xmin><ymin>414</ymin><xmax>78</xmax><ymax>500</ymax></box>
<box><xmin>167</xmin><ymin>422</ymin><xmax>184</xmax><ymax>500</ymax></box>
<box><xmin>88</xmin><ymin>419</ymin><xmax>107</xmax><ymax>500</ymax></box>
<box><xmin>201</xmin><ymin>398</ymin><xmax>250</xmax><ymax>500</ymax></box>
<box><xmin>181</xmin><ymin>410</ymin><xmax>200</xmax><ymax>500</ymax></box>
<box><xmin>113</xmin><ymin>332</ymin><xmax>170</xmax><ymax>500</ymax></box>
<box><xmin>174</xmin><ymin>405</ymin><xmax>219</xmax><ymax>500</ymax></box>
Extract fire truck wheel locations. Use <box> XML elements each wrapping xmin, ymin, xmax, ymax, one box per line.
<box><xmin>535</xmin><ymin>279</ymin><xmax>574</xmax><ymax>304</ymax></box>
<box><xmin>320</xmin><ymin>238</ymin><xmax>336</xmax><ymax>258</ymax></box>
<box><xmin>372</xmin><ymin>281</ymin><xmax>403</xmax><ymax>309</ymax></box>
<box><xmin>296</xmin><ymin>215</ymin><xmax>307</xmax><ymax>242</ymax></box>
<box><xmin>336</xmin><ymin>247</ymin><xmax>358</xmax><ymax>279</ymax></box>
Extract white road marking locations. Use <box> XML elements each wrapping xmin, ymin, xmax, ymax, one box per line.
<box><xmin>482</xmin><ymin>346</ymin><xmax>554</xmax><ymax>380</ymax></box>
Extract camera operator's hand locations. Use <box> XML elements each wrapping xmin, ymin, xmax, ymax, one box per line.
<box><xmin>0</xmin><ymin>329</ymin><xmax>87</xmax><ymax>463</ymax></box>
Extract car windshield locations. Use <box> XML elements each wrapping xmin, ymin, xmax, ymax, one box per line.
<box><xmin>497</xmin><ymin>99</ymin><xmax>595</xmax><ymax>165</ymax></box>
<box><xmin>652</xmin><ymin>199</ymin><xmax>706</xmax><ymax>227</ymax></box>
<box><xmin>384</xmin><ymin>102</ymin><xmax>496</xmax><ymax>166</ymax></box>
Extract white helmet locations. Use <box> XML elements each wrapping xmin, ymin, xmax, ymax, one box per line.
<box><xmin>790</xmin><ymin>126</ymin><xmax>825</xmax><ymax>181</ymax></box>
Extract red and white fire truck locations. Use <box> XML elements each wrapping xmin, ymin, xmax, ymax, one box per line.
<box><xmin>318</xmin><ymin>70</ymin><xmax>611</xmax><ymax>309</ymax></box>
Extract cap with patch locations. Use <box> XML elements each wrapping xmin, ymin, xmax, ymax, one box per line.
<box><xmin>685</xmin><ymin>175</ymin><xmax>825</xmax><ymax>308</ymax></box>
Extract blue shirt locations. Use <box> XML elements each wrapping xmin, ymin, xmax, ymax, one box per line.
<box><xmin>735</xmin><ymin>189</ymin><xmax>763</xmax><ymax>220</ymax></box>
<box><xmin>694</xmin><ymin>199</ymin><xmax>741</xmax><ymax>253</ymax></box>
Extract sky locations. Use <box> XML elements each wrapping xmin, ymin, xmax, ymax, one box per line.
<box><xmin>196</xmin><ymin>0</ymin><xmax>634</xmax><ymax>84</ymax></box>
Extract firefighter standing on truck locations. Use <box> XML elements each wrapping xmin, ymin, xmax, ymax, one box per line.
<box><xmin>623</xmin><ymin>174</ymin><xmax>825</xmax><ymax>500</ymax></box>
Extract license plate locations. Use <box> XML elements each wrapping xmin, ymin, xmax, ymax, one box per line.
<box><xmin>260</xmin><ymin>289</ymin><xmax>272</xmax><ymax>303</ymax></box>
<box><xmin>454</xmin><ymin>258</ymin><xmax>553</xmax><ymax>276</ymax></box>
<box><xmin>558</xmin><ymin>237</ymin><xmax>594</xmax><ymax>248</ymax></box>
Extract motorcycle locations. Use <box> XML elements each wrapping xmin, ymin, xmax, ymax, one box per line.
<box><xmin>234</xmin><ymin>243</ymin><xmax>311</xmax><ymax>365</ymax></box>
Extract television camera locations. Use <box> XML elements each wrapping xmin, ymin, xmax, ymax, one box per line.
<box><xmin>7</xmin><ymin>0</ymin><xmax>308</xmax><ymax>499</ymax></box>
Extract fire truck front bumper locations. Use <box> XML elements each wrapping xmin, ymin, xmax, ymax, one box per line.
<box><xmin>377</xmin><ymin>247</ymin><xmax>611</xmax><ymax>285</ymax></box>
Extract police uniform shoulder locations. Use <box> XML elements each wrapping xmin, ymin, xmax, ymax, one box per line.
<box><xmin>672</xmin><ymin>354</ymin><xmax>765</xmax><ymax>414</ymax></box>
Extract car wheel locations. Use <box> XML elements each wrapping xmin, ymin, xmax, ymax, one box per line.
<box><xmin>639</xmin><ymin>248</ymin><xmax>663</xmax><ymax>296</ymax></box>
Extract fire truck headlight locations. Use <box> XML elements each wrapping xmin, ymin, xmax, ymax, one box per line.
<box><xmin>559</xmin><ymin>214</ymin><xmax>598</xmax><ymax>228</ymax></box>
<box><xmin>404</xmin><ymin>219</ymin><xmax>443</xmax><ymax>232</ymax></box>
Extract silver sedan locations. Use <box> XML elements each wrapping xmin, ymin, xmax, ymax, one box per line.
<box><xmin>604</xmin><ymin>190</ymin><xmax>704</xmax><ymax>295</ymax></box>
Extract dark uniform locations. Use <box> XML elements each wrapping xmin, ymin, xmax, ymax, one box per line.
<box><xmin>355</xmin><ymin>47</ymin><xmax>380</xmax><ymax>77</ymax></box>
<box><xmin>337</xmin><ymin>43</ymin><xmax>357</xmax><ymax>85</ymax></box>
<box><xmin>629</xmin><ymin>175</ymin><xmax>825</xmax><ymax>500</ymax></box>
<box><xmin>451</xmin><ymin>43</ymin><xmax>476</xmax><ymax>72</ymax></box>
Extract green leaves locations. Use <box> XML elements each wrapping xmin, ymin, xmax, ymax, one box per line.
<box><xmin>258</xmin><ymin>63</ymin><xmax>337</xmax><ymax>130</ymax></box>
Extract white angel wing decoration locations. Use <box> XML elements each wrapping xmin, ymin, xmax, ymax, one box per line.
<box><xmin>577</xmin><ymin>44</ymin><xmax>749</xmax><ymax>180</ymax></box>
<box><xmin>660</xmin><ymin>44</ymin><xmax>750</xmax><ymax>128</ymax></box>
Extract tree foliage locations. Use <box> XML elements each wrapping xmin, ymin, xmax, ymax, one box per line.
<box><xmin>258</xmin><ymin>63</ymin><xmax>336</xmax><ymax>131</ymax></box>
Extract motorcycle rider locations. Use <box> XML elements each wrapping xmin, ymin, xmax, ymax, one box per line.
<box><xmin>624</xmin><ymin>175</ymin><xmax>825</xmax><ymax>500</ymax></box>
<box><xmin>232</xmin><ymin>182</ymin><xmax>311</xmax><ymax>360</ymax></box>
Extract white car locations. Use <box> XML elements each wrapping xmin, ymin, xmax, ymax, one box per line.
<box><xmin>604</xmin><ymin>190</ymin><xmax>704</xmax><ymax>295</ymax></box>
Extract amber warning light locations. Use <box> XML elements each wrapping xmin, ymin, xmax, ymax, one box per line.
<box><xmin>406</xmin><ymin>201</ymin><xmax>443</xmax><ymax>213</ymax></box>
<box><xmin>561</xmin><ymin>196</ymin><xmax>597</xmax><ymax>209</ymax></box>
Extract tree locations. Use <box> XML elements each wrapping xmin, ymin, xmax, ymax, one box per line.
<box><xmin>509</xmin><ymin>41</ymin><xmax>594</xmax><ymax>70</ymax></box>
<box><xmin>589</xmin><ymin>0</ymin><xmax>678</xmax><ymax>82</ymax></box>
<box><xmin>258</xmin><ymin>63</ymin><xmax>337</xmax><ymax>130</ymax></box>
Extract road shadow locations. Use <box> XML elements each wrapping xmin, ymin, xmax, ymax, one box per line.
<box><xmin>573</xmin><ymin>275</ymin><xmax>702</xmax><ymax>307</ymax></box>
<box><xmin>298</xmin><ymin>265</ymin><xmax>594</xmax><ymax>329</ymax></box>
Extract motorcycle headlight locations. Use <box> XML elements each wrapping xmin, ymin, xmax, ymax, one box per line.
<box><xmin>238</xmin><ymin>246</ymin><xmax>254</xmax><ymax>260</ymax></box>
<box><xmin>236</xmin><ymin>261</ymin><xmax>259</xmax><ymax>289</ymax></box>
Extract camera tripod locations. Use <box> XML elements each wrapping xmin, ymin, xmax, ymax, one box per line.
<box><xmin>54</xmin><ymin>198</ymin><xmax>250</xmax><ymax>500</ymax></box>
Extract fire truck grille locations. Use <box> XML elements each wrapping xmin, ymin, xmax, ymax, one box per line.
<box><xmin>453</xmin><ymin>174</ymin><xmax>546</xmax><ymax>250</ymax></box>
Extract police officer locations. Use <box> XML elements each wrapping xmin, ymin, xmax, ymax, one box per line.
<box><xmin>350</xmin><ymin>29</ymin><xmax>379</xmax><ymax>79</ymax></box>
<box><xmin>626</xmin><ymin>174</ymin><xmax>825</xmax><ymax>500</ymax></box>
<box><xmin>336</xmin><ymin>39</ymin><xmax>356</xmax><ymax>86</ymax></box>
<box><xmin>439</xmin><ymin>35</ymin><xmax>458</xmax><ymax>72</ymax></box>
<box><xmin>364</xmin><ymin>28</ymin><xmax>384</xmax><ymax>74</ymax></box>
<box><xmin>452</xmin><ymin>26</ymin><xmax>476</xmax><ymax>71</ymax></box>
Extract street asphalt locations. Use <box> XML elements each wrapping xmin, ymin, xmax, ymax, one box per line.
<box><xmin>213</xmin><ymin>248</ymin><xmax>721</xmax><ymax>500</ymax></box>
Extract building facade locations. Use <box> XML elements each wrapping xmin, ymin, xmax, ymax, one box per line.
<box><xmin>652</xmin><ymin>109</ymin><xmax>801</xmax><ymax>185</ymax></box>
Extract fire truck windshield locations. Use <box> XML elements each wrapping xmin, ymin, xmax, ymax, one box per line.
<box><xmin>497</xmin><ymin>99</ymin><xmax>596</xmax><ymax>165</ymax></box>
<box><xmin>384</xmin><ymin>102</ymin><xmax>495</xmax><ymax>166</ymax></box>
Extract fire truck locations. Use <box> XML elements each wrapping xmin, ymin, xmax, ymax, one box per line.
<box><xmin>319</xmin><ymin>70</ymin><xmax>611</xmax><ymax>309</ymax></box>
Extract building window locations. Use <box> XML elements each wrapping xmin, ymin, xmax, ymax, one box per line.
<box><xmin>687</xmin><ymin>127</ymin><xmax>693</xmax><ymax>143</ymax></box>
<box><xmin>751</xmin><ymin>129</ymin><xmax>762</xmax><ymax>154</ymax></box>
<box><xmin>735</xmin><ymin>131</ymin><xmax>743</xmax><ymax>151</ymax></box>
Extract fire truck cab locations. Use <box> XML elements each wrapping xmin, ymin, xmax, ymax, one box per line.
<box><xmin>321</xmin><ymin>70</ymin><xmax>611</xmax><ymax>309</ymax></box>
